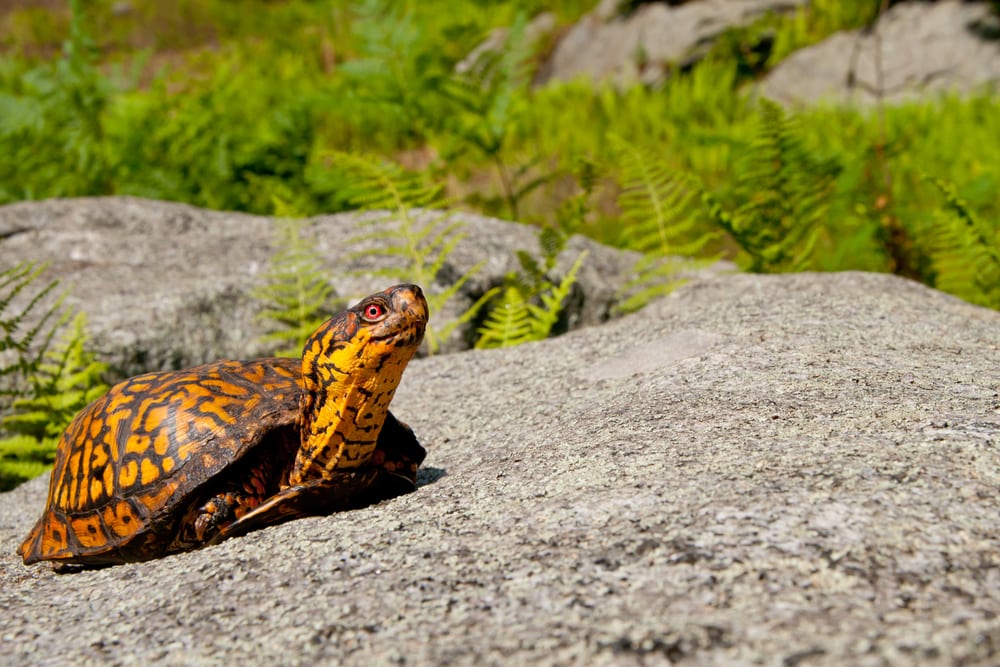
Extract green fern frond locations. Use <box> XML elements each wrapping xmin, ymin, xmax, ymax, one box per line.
<box><xmin>720</xmin><ymin>98</ymin><xmax>840</xmax><ymax>273</ymax></box>
<box><xmin>614</xmin><ymin>254</ymin><xmax>720</xmax><ymax>316</ymax></box>
<box><xmin>0</xmin><ymin>433</ymin><xmax>56</xmax><ymax>491</ymax></box>
<box><xmin>0</xmin><ymin>262</ymin><xmax>66</xmax><ymax>400</ymax></box>
<box><xmin>475</xmin><ymin>286</ymin><xmax>535</xmax><ymax>349</ymax></box>
<box><xmin>527</xmin><ymin>250</ymin><xmax>587</xmax><ymax>339</ymax></box>
<box><xmin>923</xmin><ymin>176</ymin><xmax>1000</xmax><ymax>308</ymax></box>
<box><xmin>0</xmin><ymin>312</ymin><xmax>108</xmax><ymax>488</ymax></box>
<box><xmin>253</xmin><ymin>219</ymin><xmax>339</xmax><ymax>357</ymax></box>
<box><xmin>435</xmin><ymin>284</ymin><xmax>501</xmax><ymax>346</ymax></box>
<box><xmin>611</xmin><ymin>136</ymin><xmax>713</xmax><ymax>257</ymax></box>
<box><xmin>332</xmin><ymin>150</ymin><xmax>487</xmax><ymax>354</ymax></box>
<box><xmin>6</xmin><ymin>312</ymin><xmax>108</xmax><ymax>440</ymax></box>
<box><xmin>476</xmin><ymin>246</ymin><xmax>587</xmax><ymax>349</ymax></box>
<box><xmin>609</xmin><ymin>136</ymin><xmax>720</xmax><ymax>312</ymax></box>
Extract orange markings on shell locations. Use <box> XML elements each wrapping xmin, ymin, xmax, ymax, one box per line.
<box><xmin>119</xmin><ymin>460</ymin><xmax>139</xmax><ymax>490</ymax></box>
<box><xmin>71</xmin><ymin>514</ymin><xmax>106</xmax><ymax>549</ymax></box>
<box><xmin>140</xmin><ymin>458</ymin><xmax>160</xmax><ymax>486</ymax></box>
<box><xmin>103</xmin><ymin>500</ymin><xmax>140</xmax><ymax>538</ymax></box>
<box><xmin>142</xmin><ymin>405</ymin><xmax>169</xmax><ymax>435</ymax></box>
<box><xmin>88</xmin><ymin>478</ymin><xmax>103</xmax><ymax>504</ymax></box>
<box><xmin>138</xmin><ymin>480</ymin><xmax>180</xmax><ymax>515</ymax></box>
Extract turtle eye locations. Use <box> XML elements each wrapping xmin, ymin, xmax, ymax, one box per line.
<box><xmin>362</xmin><ymin>302</ymin><xmax>386</xmax><ymax>322</ymax></box>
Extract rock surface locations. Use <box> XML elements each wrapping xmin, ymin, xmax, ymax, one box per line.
<box><xmin>0</xmin><ymin>197</ymin><xmax>639</xmax><ymax>377</ymax></box>
<box><xmin>537</xmin><ymin>0</ymin><xmax>807</xmax><ymax>87</ymax></box>
<box><xmin>2</xmin><ymin>270</ymin><xmax>998</xmax><ymax>666</ymax></box>
<box><xmin>761</xmin><ymin>0</ymin><xmax>1000</xmax><ymax>105</ymax></box>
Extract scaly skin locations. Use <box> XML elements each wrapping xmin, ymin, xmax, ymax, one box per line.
<box><xmin>18</xmin><ymin>285</ymin><xmax>427</xmax><ymax>567</ymax></box>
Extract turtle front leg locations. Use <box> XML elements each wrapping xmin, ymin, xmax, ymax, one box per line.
<box><xmin>207</xmin><ymin>467</ymin><xmax>383</xmax><ymax>545</ymax></box>
<box><xmin>172</xmin><ymin>463</ymin><xmax>274</xmax><ymax>550</ymax></box>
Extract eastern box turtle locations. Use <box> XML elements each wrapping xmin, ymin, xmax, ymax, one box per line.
<box><xmin>19</xmin><ymin>284</ymin><xmax>428</xmax><ymax>568</ymax></box>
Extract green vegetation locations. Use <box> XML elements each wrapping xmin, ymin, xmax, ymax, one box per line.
<box><xmin>476</xmin><ymin>225</ymin><xmax>587</xmax><ymax>349</ymax></box>
<box><xmin>253</xmin><ymin>219</ymin><xmax>342</xmax><ymax>358</ymax></box>
<box><xmin>2</xmin><ymin>0</ymin><xmax>995</xmax><ymax>309</ymax></box>
<box><xmin>335</xmin><ymin>151</ymin><xmax>499</xmax><ymax>353</ymax></box>
<box><xmin>0</xmin><ymin>313</ymin><xmax>108</xmax><ymax>490</ymax></box>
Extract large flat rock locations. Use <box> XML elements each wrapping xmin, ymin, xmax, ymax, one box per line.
<box><xmin>2</xmin><ymin>271</ymin><xmax>998</xmax><ymax>665</ymax></box>
<box><xmin>0</xmin><ymin>197</ymin><xmax>636</xmax><ymax>376</ymax></box>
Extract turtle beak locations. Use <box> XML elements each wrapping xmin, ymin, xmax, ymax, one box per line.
<box><xmin>391</xmin><ymin>284</ymin><xmax>428</xmax><ymax>324</ymax></box>
<box><xmin>388</xmin><ymin>284</ymin><xmax>428</xmax><ymax>346</ymax></box>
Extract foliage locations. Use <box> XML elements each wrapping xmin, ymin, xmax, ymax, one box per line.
<box><xmin>0</xmin><ymin>0</ymin><xmax>996</xmax><ymax>313</ymax></box>
<box><xmin>332</xmin><ymin>151</ymin><xmax>498</xmax><ymax>354</ymax></box>
<box><xmin>0</xmin><ymin>313</ymin><xmax>108</xmax><ymax>491</ymax></box>
<box><xmin>0</xmin><ymin>0</ymin><xmax>114</xmax><ymax>203</ymax></box>
<box><xmin>606</xmin><ymin>135</ymin><xmax>721</xmax><ymax>313</ymax></box>
<box><xmin>701</xmin><ymin>99</ymin><xmax>841</xmax><ymax>273</ymax></box>
<box><xmin>922</xmin><ymin>177</ymin><xmax>1000</xmax><ymax>309</ymax></box>
<box><xmin>438</xmin><ymin>13</ymin><xmax>549</xmax><ymax>220</ymax></box>
<box><xmin>768</xmin><ymin>0</ymin><xmax>883</xmax><ymax>66</ymax></box>
<box><xmin>0</xmin><ymin>262</ymin><xmax>65</xmax><ymax>403</ymax></box>
<box><xmin>476</xmin><ymin>238</ymin><xmax>587</xmax><ymax>349</ymax></box>
<box><xmin>253</xmin><ymin>219</ymin><xmax>340</xmax><ymax>357</ymax></box>
<box><xmin>337</xmin><ymin>0</ymin><xmax>454</xmax><ymax>144</ymax></box>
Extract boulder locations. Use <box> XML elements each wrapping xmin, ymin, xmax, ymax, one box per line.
<box><xmin>536</xmin><ymin>0</ymin><xmax>808</xmax><ymax>87</ymax></box>
<box><xmin>0</xmin><ymin>197</ymin><xmax>641</xmax><ymax>377</ymax></box>
<box><xmin>760</xmin><ymin>1</ymin><xmax>1000</xmax><ymax>105</ymax></box>
<box><xmin>1</xmin><ymin>270</ymin><xmax>998</xmax><ymax>665</ymax></box>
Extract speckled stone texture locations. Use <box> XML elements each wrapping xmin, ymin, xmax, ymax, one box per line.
<box><xmin>2</xmin><ymin>271</ymin><xmax>998</xmax><ymax>666</ymax></box>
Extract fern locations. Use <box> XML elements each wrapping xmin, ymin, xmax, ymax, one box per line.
<box><xmin>440</xmin><ymin>13</ymin><xmax>548</xmax><ymax>219</ymax></box>
<box><xmin>474</xmin><ymin>286</ymin><xmax>535</xmax><ymax>349</ymax></box>
<box><xmin>476</xmin><ymin>232</ymin><xmax>587</xmax><ymax>349</ymax></box>
<box><xmin>253</xmin><ymin>219</ymin><xmax>339</xmax><ymax>357</ymax></box>
<box><xmin>333</xmin><ymin>151</ymin><xmax>495</xmax><ymax>354</ymax></box>
<box><xmin>0</xmin><ymin>313</ymin><xmax>108</xmax><ymax>490</ymax></box>
<box><xmin>0</xmin><ymin>262</ymin><xmax>66</xmax><ymax>403</ymax></box>
<box><xmin>0</xmin><ymin>0</ymin><xmax>114</xmax><ymax>202</ymax></box>
<box><xmin>923</xmin><ymin>177</ymin><xmax>1000</xmax><ymax>309</ymax></box>
<box><xmin>707</xmin><ymin>98</ymin><xmax>840</xmax><ymax>273</ymax></box>
<box><xmin>555</xmin><ymin>155</ymin><xmax>599</xmax><ymax>237</ymax></box>
<box><xmin>609</xmin><ymin>136</ymin><xmax>720</xmax><ymax>313</ymax></box>
<box><xmin>338</xmin><ymin>0</ymin><xmax>452</xmax><ymax>143</ymax></box>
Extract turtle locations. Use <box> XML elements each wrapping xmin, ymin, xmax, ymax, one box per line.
<box><xmin>19</xmin><ymin>284</ymin><xmax>428</xmax><ymax>568</ymax></box>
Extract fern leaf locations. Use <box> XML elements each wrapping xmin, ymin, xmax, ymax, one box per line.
<box><xmin>528</xmin><ymin>250</ymin><xmax>588</xmax><ymax>339</ymax></box>
<box><xmin>434</xmin><ymin>285</ymin><xmax>501</xmax><ymax>346</ymax></box>
<box><xmin>923</xmin><ymin>176</ymin><xmax>1000</xmax><ymax>308</ymax></box>
<box><xmin>725</xmin><ymin>98</ymin><xmax>841</xmax><ymax>273</ymax></box>
<box><xmin>0</xmin><ymin>433</ymin><xmax>58</xmax><ymax>491</ymax></box>
<box><xmin>475</xmin><ymin>286</ymin><xmax>535</xmax><ymax>349</ymax></box>
<box><xmin>0</xmin><ymin>262</ymin><xmax>66</xmax><ymax>402</ymax></box>
<box><xmin>2</xmin><ymin>312</ymin><xmax>108</xmax><ymax>452</ymax></box>
<box><xmin>330</xmin><ymin>150</ymin><xmax>487</xmax><ymax>354</ymax></box>
<box><xmin>253</xmin><ymin>219</ymin><xmax>338</xmax><ymax>357</ymax></box>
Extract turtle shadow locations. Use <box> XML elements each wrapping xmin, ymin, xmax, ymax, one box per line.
<box><xmin>416</xmin><ymin>466</ymin><xmax>447</xmax><ymax>488</ymax></box>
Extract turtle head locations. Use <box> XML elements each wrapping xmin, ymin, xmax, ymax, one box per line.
<box><xmin>307</xmin><ymin>282</ymin><xmax>426</xmax><ymax>361</ymax></box>
<box><xmin>293</xmin><ymin>285</ymin><xmax>428</xmax><ymax>481</ymax></box>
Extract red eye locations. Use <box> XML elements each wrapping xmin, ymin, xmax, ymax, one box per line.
<box><xmin>363</xmin><ymin>303</ymin><xmax>385</xmax><ymax>321</ymax></box>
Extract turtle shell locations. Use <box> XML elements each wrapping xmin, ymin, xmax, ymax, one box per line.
<box><xmin>18</xmin><ymin>357</ymin><xmax>424</xmax><ymax>567</ymax></box>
